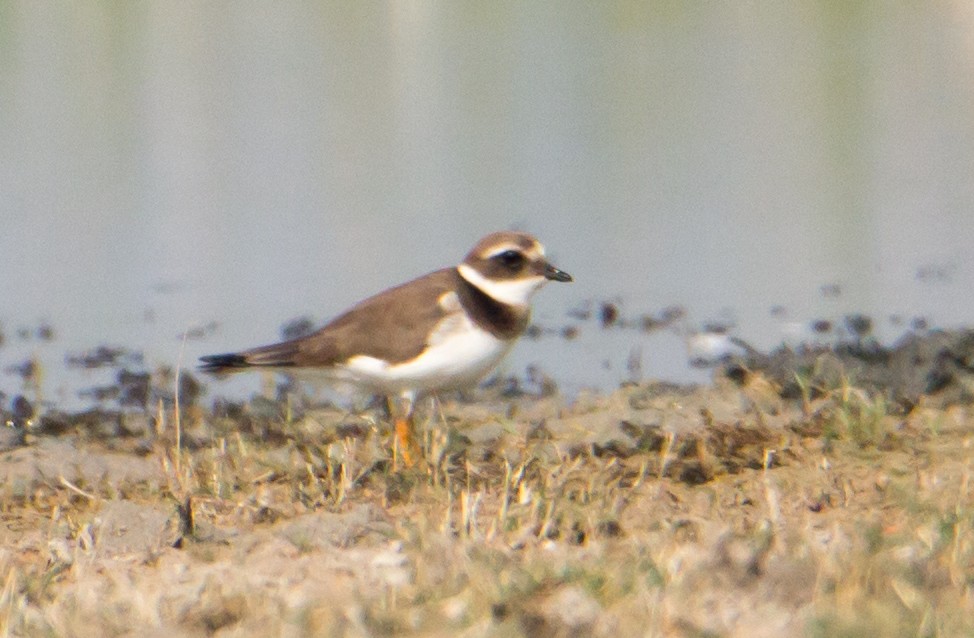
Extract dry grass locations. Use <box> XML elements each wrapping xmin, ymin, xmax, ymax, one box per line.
<box><xmin>1</xmin><ymin>376</ymin><xmax>973</xmax><ymax>637</ymax></box>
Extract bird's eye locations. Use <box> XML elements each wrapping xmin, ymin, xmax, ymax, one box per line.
<box><xmin>496</xmin><ymin>250</ymin><xmax>525</xmax><ymax>269</ymax></box>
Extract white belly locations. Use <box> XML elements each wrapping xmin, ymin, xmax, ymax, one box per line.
<box><xmin>341</xmin><ymin>312</ymin><xmax>515</xmax><ymax>396</ymax></box>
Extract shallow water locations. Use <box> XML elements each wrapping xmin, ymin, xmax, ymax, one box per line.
<box><xmin>2</xmin><ymin>3</ymin><xmax>974</xmax><ymax>408</ymax></box>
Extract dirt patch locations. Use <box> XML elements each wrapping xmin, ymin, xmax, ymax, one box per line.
<box><xmin>1</xmin><ymin>353</ymin><xmax>973</xmax><ymax>636</ymax></box>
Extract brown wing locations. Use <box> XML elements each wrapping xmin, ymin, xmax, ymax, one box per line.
<box><xmin>199</xmin><ymin>269</ymin><xmax>457</xmax><ymax>373</ymax></box>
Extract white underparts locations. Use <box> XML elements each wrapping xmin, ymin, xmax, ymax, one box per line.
<box><xmin>340</xmin><ymin>304</ymin><xmax>514</xmax><ymax>395</ymax></box>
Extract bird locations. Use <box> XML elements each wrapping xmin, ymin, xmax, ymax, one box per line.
<box><xmin>199</xmin><ymin>231</ymin><xmax>573</xmax><ymax>466</ymax></box>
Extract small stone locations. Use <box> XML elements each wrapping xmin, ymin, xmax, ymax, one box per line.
<box><xmin>539</xmin><ymin>586</ymin><xmax>600</xmax><ymax>631</ymax></box>
<box><xmin>441</xmin><ymin>596</ymin><xmax>468</xmax><ymax>623</ymax></box>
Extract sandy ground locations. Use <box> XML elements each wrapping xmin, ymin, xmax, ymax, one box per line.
<box><xmin>1</xmin><ymin>358</ymin><xmax>974</xmax><ymax>636</ymax></box>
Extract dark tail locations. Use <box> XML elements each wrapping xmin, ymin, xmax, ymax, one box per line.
<box><xmin>200</xmin><ymin>341</ymin><xmax>302</xmax><ymax>373</ymax></box>
<box><xmin>198</xmin><ymin>353</ymin><xmax>253</xmax><ymax>374</ymax></box>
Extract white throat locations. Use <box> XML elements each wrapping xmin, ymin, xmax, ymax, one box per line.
<box><xmin>457</xmin><ymin>263</ymin><xmax>547</xmax><ymax>308</ymax></box>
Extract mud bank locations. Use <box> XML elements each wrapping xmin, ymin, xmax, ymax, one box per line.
<box><xmin>1</xmin><ymin>347</ymin><xmax>973</xmax><ymax>636</ymax></box>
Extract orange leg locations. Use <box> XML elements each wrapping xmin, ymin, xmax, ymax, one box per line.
<box><xmin>389</xmin><ymin>393</ymin><xmax>421</xmax><ymax>469</ymax></box>
<box><xmin>394</xmin><ymin>415</ymin><xmax>420</xmax><ymax>468</ymax></box>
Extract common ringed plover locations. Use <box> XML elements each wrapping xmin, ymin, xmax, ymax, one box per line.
<box><xmin>200</xmin><ymin>231</ymin><xmax>572</xmax><ymax>465</ymax></box>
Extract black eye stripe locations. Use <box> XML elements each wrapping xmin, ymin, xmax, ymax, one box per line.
<box><xmin>494</xmin><ymin>250</ymin><xmax>525</xmax><ymax>267</ymax></box>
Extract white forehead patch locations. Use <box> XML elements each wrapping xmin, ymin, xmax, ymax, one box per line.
<box><xmin>457</xmin><ymin>263</ymin><xmax>548</xmax><ymax>307</ymax></box>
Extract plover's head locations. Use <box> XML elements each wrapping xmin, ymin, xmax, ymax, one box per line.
<box><xmin>456</xmin><ymin>231</ymin><xmax>573</xmax><ymax>308</ymax></box>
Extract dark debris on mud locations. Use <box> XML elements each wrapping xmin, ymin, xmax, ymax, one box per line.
<box><xmin>4</xmin><ymin>327</ymin><xmax>974</xmax><ymax>488</ymax></box>
<box><xmin>720</xmin><ymin>328</ymin><xmax>974</xmax><ymax>410</ymax></box>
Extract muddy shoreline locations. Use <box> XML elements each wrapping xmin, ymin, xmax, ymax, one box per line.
<box><xmin>5</xmin><ymin>324</ymin><xmax>974</xmax><ymax>434</ymax></box>
<box><xmin>1</xmin><ymin>329</ymin><xmax>974</xmax><ymax>635</ymax></box>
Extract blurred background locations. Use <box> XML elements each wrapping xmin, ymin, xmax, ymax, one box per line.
<box><xmin>2</xmin><ymin>2</ymin><xmax>974</xmax><ymax>408</ymax></box>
